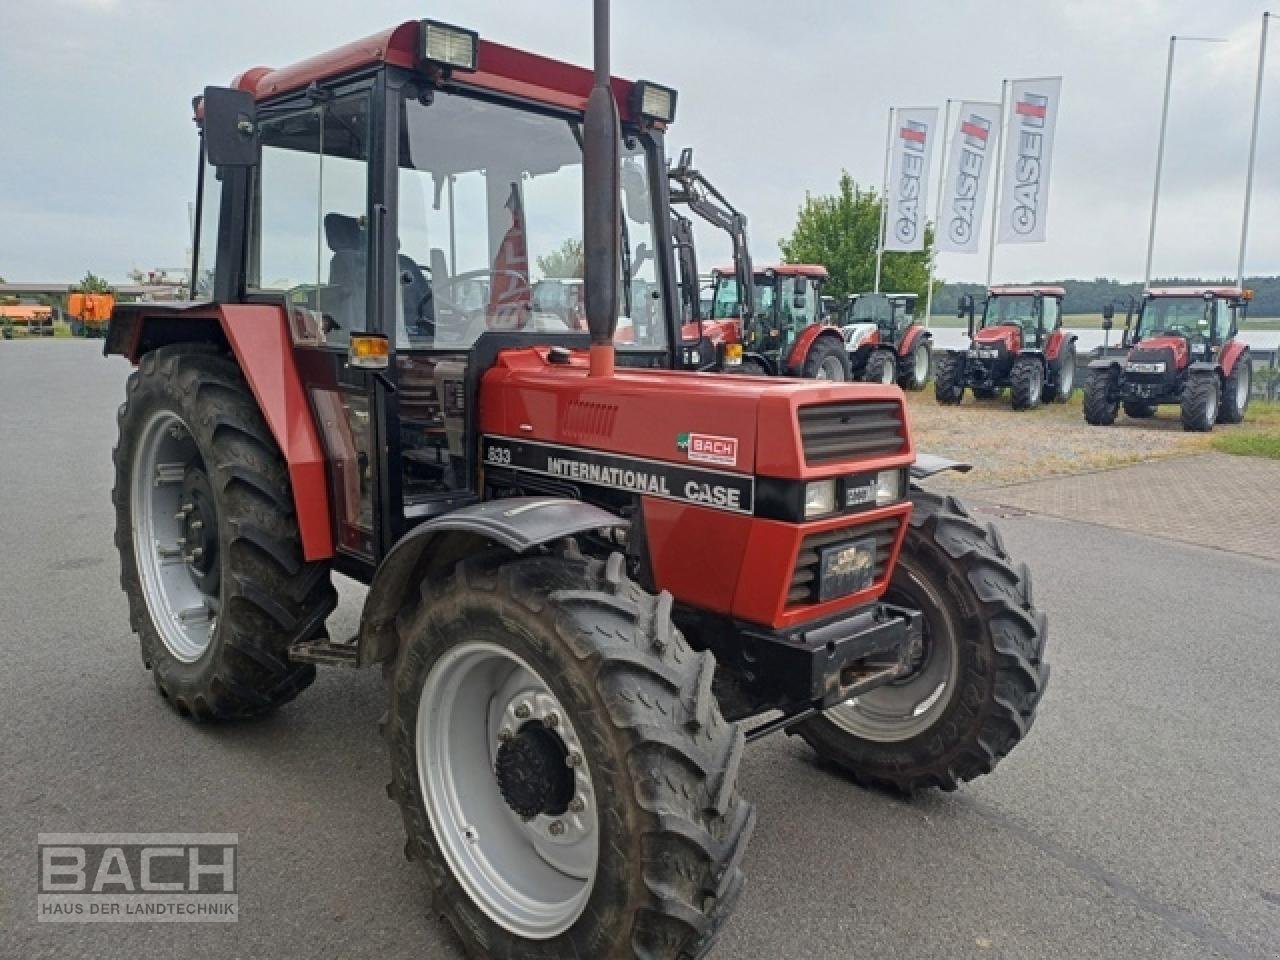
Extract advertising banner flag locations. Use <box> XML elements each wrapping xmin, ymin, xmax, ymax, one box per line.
<box><xmin>996</xmin><ymin>77</ymin><xmax>1063</xmax><ymax>244</ymax></box>
<box><xmin>935</xmin><ymin>101</ymin><xmax>1001</xmax><ymax>253</ymax></box>
<box><xmin>883</xmin><ymin>107</ymin><xmax>939</xmax><ymax>252</ymax></box>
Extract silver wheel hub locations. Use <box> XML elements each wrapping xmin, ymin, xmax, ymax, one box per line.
<box><xmin>1059</xmin><ymin>359</ymin><xmax>1074</xmax><ymax>395</ymax></box>
<box><xmin>817</xmin><ymin>355</ymin><xmax>843</xmax><ymax>381</ymax></box>
<box><xmin>130</xmin><ymin>411</ymin><xmax>219</xmax><ymax>663</ymax></box>
<box><xmin>912</xmin><ymin>345</ymin><xmax>928</xmax><ymax>382</ymax></box>
<box><xmin>1237</xmin><ymin>365</ymin><xmax>1250</xmax><ymax>407</ymax></box>
<box><xmin>418</xmin><ymin>642</ymin><xmax>598</xmax><ymax>940</ymax></box>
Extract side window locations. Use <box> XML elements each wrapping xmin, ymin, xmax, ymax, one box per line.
<box><xmin>1041</xmin><ymin>296</ymin><xmax>1060</xmax><ymax>330</ymax></box>
<box><xmin>252</xmin><ymin>93</ymin><xmax>371</xmax><ymax>348</ymax></box>
<box><xmin>1212</xmin><ymin>300</ymin><xmax>1232</xmax><ymax>340</ymax></box>
<box><xmin>191</xmin><ymin>144</ymin><xmax>222</xmax><ymax>300</ymax></box>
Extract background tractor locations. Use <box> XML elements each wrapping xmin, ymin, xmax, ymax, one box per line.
<box><xmin>935</xmin><ymin>285</ymin><xmax>1077</xmax><ymax>409</ymax></box>
<box><xmin>103</xmin><ymin>7</ymin><xmax>1047</xmax><ymax>958</ymax></box>
<box><xmin>1083</xmin><ymin>287</ymin><xmax>1253</xmax><ymax>431</ymax></box>
<box><xmin>840</xmin><ymin>291</ymin><xmax>932</xmax><ymax>389</ymax></box>
<box><xmin>66</xmin><ymin>291</ymin><xmax>114</xmax><ymax>338</ymax></box>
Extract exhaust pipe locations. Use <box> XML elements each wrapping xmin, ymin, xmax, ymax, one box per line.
<box><xmin>582</xmin><ymin>0</ymin><xmax>620</xmax><ymax>377</ymax></box>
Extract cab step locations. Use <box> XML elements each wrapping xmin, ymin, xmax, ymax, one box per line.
<box><xmin>289</xmin><ymin>636</ymin><xmax>359</xmax><ymax>667</ymax></box>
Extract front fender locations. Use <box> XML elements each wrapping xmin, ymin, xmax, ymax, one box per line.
<box><xmin>355</xmin><ymin>497</ymin><xmax>627</xmax><ymax>665</ymax></box>
<box><xmin>911</xmin><ymin>453</ymin><xmax>973</xmax><ymax>479</ymax></box>
<box><xmin>897</xmin><ymin>325</ymin><xmax>931</xmax><ymax>357</ymax></box>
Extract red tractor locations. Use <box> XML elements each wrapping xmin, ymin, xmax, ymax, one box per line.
<box><xmin>840</xmin><ymin>292</ymin><xmax>932</xmax><ymax>389</ymax></box>
<box><xmin>1083</xmin><ymin>286</ymin><xmax>1253</xmax><ymax>431</ymax></box>
<box><xmin>936</xmin><ymin>285</ymin><xmax>1077</xmax><ymax>409</ymax></box>
<box><xmin>104</xmin><ymin>8</ymin><xmax>1047</xmax><ymax>958</ymax></box>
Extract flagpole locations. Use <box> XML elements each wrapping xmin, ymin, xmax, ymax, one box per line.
<box><xmin>924</xmin><ymin>99</ymin><xmax>953</xmax><ymax>328</ymax></box>
<box><xmin>874</xmin><ymin>106</ymin><xmax>894</xmax><ymax>293</ymax></box>
<box><xmin>1237</xmin><ymin>12</ymin><xmax>1271</xmax><ymax>289</ymax></box>
<box><xmin>985</xmin><ymin>80</ymin><xmax>1008</xmax><ymax>289</ymax></box>
<box><xmin>1144</xmin><ymin>37</ymin><xmax>1177</xmax><ymax>291</ymax></box>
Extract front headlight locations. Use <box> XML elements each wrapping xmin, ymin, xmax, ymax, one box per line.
<box><xmin>875</xmin><ymin>469</ymin><xmax>903</xmax><ymax>505</ymax></box>
<box><xmin>804</xmin><ymin>479</ymin><xmax>838</xmax><ymax>518</ymax></box>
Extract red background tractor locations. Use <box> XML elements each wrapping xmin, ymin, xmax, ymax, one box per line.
<box><xmin>1084</xmin><ymin>287</ymin><xmax>1253</xmax><ymax>431</ymax></box>
<box><xmin>935</xmin><ymin>285</ymin><xmax>1077</xmax><ymax>409</ymax></box>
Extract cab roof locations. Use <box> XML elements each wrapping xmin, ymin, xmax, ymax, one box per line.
<box><xmin>229</xmin><ymin>20</ymin><xmax>646</xmax><ymax>122</ymax></box>
<box><xmin>1145</xmin><ymin>286</ymin><xmax>1246</xmax><ymax>299</ymax></box>
<box><xmin>712</xmin><ymin>264</ymin><xmax>829</xmax><ymax>279</ymax></box>
<box><xmin>989</xmin><ymin>285</ymin><xmax>1066</xmax><ymax>298</ymax></box>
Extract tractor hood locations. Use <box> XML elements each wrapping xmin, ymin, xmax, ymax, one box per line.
<box><xmin>1132</xmin><ymin>335</ymin><xmax>1189</xmax><ymax>370</ymax></box>
<box><xmin>477</xmin><ymin>346</ymin><xmax>913</xmax><ymax>482</ymax></box>
<box><xmin>973</xmin><ymin>325</ymin><xmax>1021</xmax><ymax>352</ymax></box>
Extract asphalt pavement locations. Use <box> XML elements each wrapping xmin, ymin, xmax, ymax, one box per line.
<box><xmin>2</xmin><ymin>339</ymin><xmax>1277</xmax><ymax>960</ymax></box>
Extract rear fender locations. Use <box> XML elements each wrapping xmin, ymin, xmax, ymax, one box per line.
<box><xmin>896</xmin><ymin>325</ymin><xmax>930</xmax><ymax>357</ymax></box>
<box><xmin>1045</xmin><ymin>330</ymin><xmax>1076</xmax><ymax>362</ymax></box>
<box><xmin>1219</xmin><ymin>340</ymin><xmax>1248</xmax><ymax>376</ymax></box>
<box><xmin>106</xmin><ymin>301</ymin><xmax>334</xmax><ymax>562</ymax></box>
<box><xmin>355</xmin><ymin>498</ymin><xmax>627</xmax><ymax>665</ymax></box>
<box><xmin>784</xmin><ymin>325</ymin><xmax>842</xmax><ymax>375</ymax></box>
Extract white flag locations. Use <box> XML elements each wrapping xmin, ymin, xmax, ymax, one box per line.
<box><xmin>935</xmin><ymin>101</ymin><xmax>1001</xmax><ymax>254</ymax></box>
<box><xmin>883</xmin><ymin>107</ymin><xmax>939</xmax><ymax>252</ymax></box>
<box><xmin>997</xmin><ymin>77</ymin><xmax>1062</xmax><ymax>244</ymax></box>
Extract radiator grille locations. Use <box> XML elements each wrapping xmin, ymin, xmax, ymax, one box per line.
<box><xmin>787</xmin><ymin>518</ymin><xmax>899</xmax><ymax>607</ymax></box>
<box><xmin>797</xmin><ymin>401</ymin><xmax>906</xmax><ymax>465</ymax></box>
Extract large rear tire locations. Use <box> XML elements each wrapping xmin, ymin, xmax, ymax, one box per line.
<box><xmin>933</xmin><ymin>351</ymin><xmax>965</xmax><ymax>405</ymax></box>
<box><xmin>900</xmin><ymin>340</ymin><xmax>931</xmax><ymax>391</ymax></box>
<box><xmin>112</xmin><ymin>346</ymin><xmax>335</xmax><ymax>720</ymax></box>
<box><xmin>1046</xmin><ymin>342</ymin><xmax>1076</xmax><ymax>403</ymax></box>
<box><xmin>1218</xmin><ymin>350</ymin><xmax>1251</xmax><ymax>424</ymax></box>
<box><xmin>792</xmin><ymin>490</ymin><xmax>1048</xmax><ymax>793</ymax></box>
<box><xmin>801</xmin><ymin>335</ymin><xmax>850</xmax><ymax>381</ymax></box>
<box><xmin>1009</xmin><ymin>355</ymin><xmax>1044</xmax><ymax>411</ymax></box>
<box><xmin>1083</xmin><ymin>368</ymin><xmax>1119</xmax><ymax>425</ymax></box>
<box><xmin>386</xmin><ymin>550</ymin><xmax>753</xmax><ymax>960</ymax></box>
<box><xmin>1180</xmin><ymin>372</ymin><xmax>1219</xmax><ymax>432</ymax></box>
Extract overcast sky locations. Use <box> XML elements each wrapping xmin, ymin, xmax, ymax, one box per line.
<box><xmin>1</xmin><ymin>0</ymin><xmax>1275</xmax><ymax>285</ymax></box>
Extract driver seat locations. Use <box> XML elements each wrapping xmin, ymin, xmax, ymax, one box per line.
<box><xmin>323</xmin><ymin>213</ymin><xmax>367</xmax><ymax>334</ymax></box>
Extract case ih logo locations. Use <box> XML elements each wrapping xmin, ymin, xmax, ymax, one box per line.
<box><xmin>678</xmin><ymin>432</ymin><xmax>739</xmax><ymax>467</ymax></box>
<box><xmin>1010</xmin><ymin>93</ymin><xmax>1050</xmax><ymax>235</ymax></box>
<box><xmin>948</xmin><ymin>114</ymin><xmax>993</xmax><ymax>246</ymax></box>
<box><xmin>894</xmin><ymin>121</ymin><xmax>928</xmax><ymax>244</ymax></box>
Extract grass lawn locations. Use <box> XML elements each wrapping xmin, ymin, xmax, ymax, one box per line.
<box><xmin>927</xmin><ymin>313</ymin><xmax>1280</xmax><ymax>330</ymax></box>
<box><xmin>1212</xmin><ymin>400</ymin><xmax>1280</xmax><ymax>459</ymax></box>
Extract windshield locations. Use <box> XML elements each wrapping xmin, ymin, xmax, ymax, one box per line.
<box><xmin>1136</xmin><ymin>297</ymin><xmax>1212</xmax><ymax>340</ymax></box>
<box><xmin>396</xmin><ymin>90</ymin><xmax>666</xmax><ymax>351</ymax></box>
<box><xmin>711</xmin><ymin>275</ymin><xmax>775</xmax><ymax>319</ymax></box>
<box><xmin>982</xmin><ymin>295</ymin><xmax>1036</xmax><ymax>331</ymax></box>
<box><xmin>850</xmin><ymin>294</ymin><xmax>894</xmax><ymax>325</ymax></box>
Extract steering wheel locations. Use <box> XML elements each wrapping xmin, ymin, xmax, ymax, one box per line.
<box><xmin>399</xmin><ymin>255</ymin><xmax>436</xmax><ymax>339</ymax></box>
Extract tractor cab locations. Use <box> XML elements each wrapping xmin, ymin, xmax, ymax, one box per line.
<box><xmin>969</xmin><ymin>285</ymin><xmax>1065</xmax><ymax>352</ymax></box>
<box><xmin>1084</xmin><ymin>286</ymin><xmax>1253</xmax><ymax>431</ymax></box>
<box><xmin>710</xmin><ymin>264</ymin><xmax>849</xmax><ymax>378</ymax></box>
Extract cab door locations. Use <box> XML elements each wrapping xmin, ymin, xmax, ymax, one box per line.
<box><xmin>247</xmin><ymin>81</ymin><xmax>391</xmax><ymax>578</ymax></box>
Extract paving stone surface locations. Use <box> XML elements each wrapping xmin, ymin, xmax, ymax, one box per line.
<box><xmin>968</xmin><ymin>452</ymin><xmax>1280</xmax><ymax>562</ymax></box>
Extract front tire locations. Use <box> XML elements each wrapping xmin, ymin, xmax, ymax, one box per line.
<box><xmin>386</xmin><ymin>550</ymin><xmax>753</xmax><ymax>959</ymax></box>
<box><xmin>1083</xmin><ymin>368</ymin><xmax>1119</xmax><ymax>425</ymax></box>
<box><xmin>792</xmin><ymin>490</ymin><xmax>1048</xmax><ymax>793</ymax></box>
<box><xmin>1180</xmin><ymin>372</ymin><xmax>1219</xmax><ymax>432</ymax></box>
<box><xmin>1010</xmin><ymin>355</ymin><xmax>1044</xmax><ymax>411</ymax></box>
<box><xmin>112</xmin><ymin>346</ymin><xmax>335</xmax><ymax>720</ymax></box>
<box><xmin>864</xmin><ymin>348</ymin><xmax>897</xmax><ymax>386</ymax></box>
<box><xmin>933</xmin><ymin>351</ymin><xmax>965</xmax><ymax>405</ymax></box>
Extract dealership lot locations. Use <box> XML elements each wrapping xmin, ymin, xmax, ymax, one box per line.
<box><xmin>1</xmin><ymin>340</ymin><xmax>1278</xmax><ymax>960</ymax></box>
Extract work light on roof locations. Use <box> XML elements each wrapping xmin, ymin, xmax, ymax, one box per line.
<box><xmin>631</xmin><ymin>81</ymin><xmax>677</xmax><ymax>124</ymax></box>
<box><xmin>420</xmin><ymin>20</ymin><xmax>478</xmax><ymax>73</ymax></box>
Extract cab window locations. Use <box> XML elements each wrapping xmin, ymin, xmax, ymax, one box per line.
<box><xmin>1041</xmin><ymin>296</ymin><xmax>1060</xmax><ymax>330</ymax></box>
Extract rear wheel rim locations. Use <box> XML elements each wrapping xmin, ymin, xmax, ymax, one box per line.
<box><xmin>417</xmin><ymin>641</ymin><xmax>598</xmax><ymax>940</ymax></box>
<box><xmin>1236</xmin><ymin>364</ymin><xmax>1250</xmax><ymax>408</ymax></box>
<box><xmin>130</xmin><ymin>410</ymin><xmax>219</xmax><ymax>663</ymax></box>
<box><xmin>825</xmin><ymin>569</ymin><xmax>958</xmax><ymax>742</ymax></box>
<box><xmin>1059</xmin><ymin>358</ymin><xmax>1074</xmax><ymax>395</ymax></box>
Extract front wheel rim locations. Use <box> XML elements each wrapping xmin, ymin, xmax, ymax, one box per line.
<box><xmin>913</xmin><ymin>346</ymin><xmax>929</xmax><ymax>382</ymax></box>
<box><xmin>417</xmin><ymin>641</ymin><xmax>599</xmax><ymax>940</ymax></box>
<box><xmin>825</xmin><ymin>570</ymin><xmax>958</xmax><ymax>742</ymax></box>
<box><xmin>879</xmin><ymin>358</ymin><xmax>896</xmax><ymax>384</ymax></box>
<box><xmin>130</xmin><ymin>410</ymin><xmax>220</xmax><ymax>663</ymax></box>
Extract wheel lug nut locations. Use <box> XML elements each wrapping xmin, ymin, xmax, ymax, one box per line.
<box><xmin>498</xmin><ymin>727</ymin><xmax>513</xmax><ymax>743</ymax></box>
<box><xmin>548</xmin><ymin>820</ymin><xmax>565</xmax><ymax>836</ymax></box>
<box><xmin>190</xmin><ymin>520</ymin><xmax>204</xmax><ymax>532</ymax></box>
<box><xmin>545</xmin><ymin>712</ymin><xmax>560</xmax><ymax>729</ymax></box>
<box><xmin>569</xmin><ymin>796</ymin><xmax>585</xmax><ymax>813</ymax></box>
<box><xmin>566</xmin><ymin>751</ymin><xmax>582</xmax><ymax>768</ymax></box>
<box><xmin>514</xmin><ymin>703</ymin><xmax>531</xmax><ymax>720</ymax></box>
<box><xmin>190</xmin><ymin>547</ymin><xmax>204</xmax><ymax>561</ymax></box>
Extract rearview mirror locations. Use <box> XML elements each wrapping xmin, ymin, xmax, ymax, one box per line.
<box><xmin>1101</xmin><ymin>317</ymin><xmax>1113</xmax><ymax>331</ymax></box>
<box><xmin>1102</xmin><ymin>303</ymin><xmax>1115</xmax><ymax>321</ymax></box>
<box><xmin>202</xmin><ymin>86</ymin><xmax>258</xmax><ymax>167</ymax></box>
